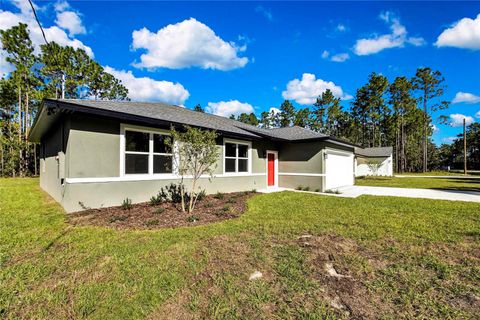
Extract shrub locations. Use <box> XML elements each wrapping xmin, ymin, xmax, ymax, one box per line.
<box><xmin>153</xmin><ymin>207</ymin><xmax>165</xmax><ymax>215</ymax></box>
<box><xmin>186</xmin><ymin>215</ymin><xmax>200</xmax><ymax>222</ymax></box>
<box><xmin>227</xmin><ymin>197</ymin><xmax>236</xmax><ymax>204</ymax></box>
<box><xmin>160</xmin><ymin>183</ymin><xmax>183</xmax><ymax>203</ymax></box>
<box><xmin>196</xmin><ymin>190</ymin><xmax>207</xmax><ymax>201</ymax></box>
<box><xmin>314</xmin><ymin>188</ymin><xmax>320</xmax><ymax>193</ymax></box>
<box><xmin>222</xmin><ymin>205</ymin><xmax>231</xmax><ymax>212</ymax></box>
<box><xmin>204</xmin><ymin>202</ymin><xmax>214</xmax><ymax>208</ymax></box>
<box><xmin>251</xmin><ymin>189</ymin><xmax>257</xmax><ymax>193</ymax></box>
<box><xmin>325</xmin><ymin>189</ymin><xmax>341</xmax><ymax>194</ymax></box>
<box><xmin>121</xmin><ymin>198</ymin><xmax>132</xmax><ymax>210</ymax></box>
<box><xmin>149</xmin><ymin>193</ymin><xmax>163</xmax><ymax>206</ymax></box>
<box><xmin>108</xmin><ymin>215</ymin><xmax>128</xmax><ymax>223</ymax></box>
<box><xmin>296</xmin><ymin>186</ymin><xmax>303</xmax><ymax>190</ymax></box>
<box><xmin>303</xmin><ymin>186</ymin><xmax>310</xmax><ymax>191</ymax></box>
<box><xmin>213</xmin><ymin>192</ymin><xmax>224</xmax><ymax>200</ymax></box>
<box><xmin>145</xmin><ymin>219</ymin><xmax>159</xmax><ymax>226</ymax></box>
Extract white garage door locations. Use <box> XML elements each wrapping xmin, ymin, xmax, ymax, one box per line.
<box><xmin>325</xmin><ymin>151</ymin><xmax>354</xmax><ymax>190</ymax></box>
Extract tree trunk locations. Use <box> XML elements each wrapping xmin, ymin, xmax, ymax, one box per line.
<box><xmin>34</xmin><ymin>143</ymin><xmax>37</xmax><ymax>176</ymax></box>
<box><xmin>422</xmin><ymin>94</ymin><xmax>427</xmax><ymax>172</ymax></box>
<box><xmin>18</xmin><ymin>87</ymin><xmax>22</xmax><ymax>177</ymax></box>
<box><xmin>25</xmin><ymin>90</ymin><xmax>29</xmax><ymax>175</ymax></box>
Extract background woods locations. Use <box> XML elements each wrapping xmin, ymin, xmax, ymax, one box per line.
<box><xmin>1</xmin><ymin>23</ymin><xmax>476</xmax><ymax>177</ymax></box>
<box><xmin>0</xmin><ymin>23</ymin><xmax>128</xmax><ymax>177</ymax></box>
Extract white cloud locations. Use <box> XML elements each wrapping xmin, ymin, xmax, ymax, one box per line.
<box><xmin>449</xmin><ymin>113</ymin><xmax>475</xmax><ymax>127</ymax></box>
<box><xmin>104</xmin><ymin>66</ymin><xmax>190</xmax><ymax>105</ymax></box>
<box><xmin>442</xmin><ymin>137</ymin><xmax>456</xmax><ymax>144</ymax></box>
<box><xmin>336</xmin><ymin>24</ymin><xmax>347</xmax><ymax>32</ymax></box>
<box><xmin>476</xmin><ymin>110</ymin><xmax>480</xmax><ymax>118</ymax></box>
<box><xmin>206</xmin><ymin>100</ymin><xmax>254</xmax><ymax>117</ymax></box>
<box><xmin>0</xmin><ymin>51</ymin><xmax>14</xmax><ymax>78</ymax></box>
<box><xmin>452</xmin><ymin>92</ymin><xmax>480</xmax><ymax>104</ymax></box>
<box><xmin>0</xmin><ymin>0</ymin><xmax>93</xmax><ymax>67</ymax></box>
<box><xmin>282</xmin><ymin>73</ymin><xmax>351</xmax><ymax>105</ymax></box>
<box><xmin>435</xmin><ymin>14</ymin><xmax>480</xmax><ymax>50</ymax></box>
<box><xmin>269</xmin><ymin>107</ymin><xmax>280</xmax><ymax>115</ymax></box>
<box><xmin>354</xmin><ymin>11</ymin><xmax>425</xmax><ymax>55</ymax></box>
<box><xmin>321</xmin><ymin>50</ymin><xmax>329</xmax><ymax>59</ymax></box>
<box><xmin>331</xmin><ymin>53</ymin><xmax>350</xmax><ymax>62</ymax></box>
<box><xmin>255</xmin><ymin>5</ymin><xmax>273</xmax><ymax>22</ymax></box>
<box><xmin>55</xmin><ymin>11</ymin><xmax>86</xmax><ymax>36</ymax></box>
<box><xmin>132</xmin><ymin>18</ymin><xmax>248</xmax><ymax>71</ymax></box>
<box><xmin>431</xmin><ymin>124</ymin><xmax>439</xmax><ymax>133</ymax></box>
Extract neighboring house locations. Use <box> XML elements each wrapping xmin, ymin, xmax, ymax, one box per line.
<box><xmin>29</xmin><ymin>99</ymin><xmax>359</xmax><ymax>212</ymax></box>
<box><xmin>354</xmin><ymin>147</ymin><xmax>393</xmax><ymax>177</ymax></box>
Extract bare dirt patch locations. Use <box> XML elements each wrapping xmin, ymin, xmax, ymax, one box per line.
<box><xmin>68</xmin><ymin>192</ymin><xmax>255</xmax><ymax>230</ymax></box>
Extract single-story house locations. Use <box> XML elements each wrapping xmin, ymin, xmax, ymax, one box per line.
<box><xmin>354</xmin><ymin>146</ymin><xmax>393</xmax><ymax>177</ymax></box>
<box><xmin>29</xmin><ymin>99</ymin><xmax>362</xmax><ymax>212</ymax></box>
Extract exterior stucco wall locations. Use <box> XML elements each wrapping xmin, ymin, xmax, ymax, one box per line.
<box><xmin>62</xmin><ymin>175</ymin><xmax>266</xmax><ymax>212</ymax></box>
<box><xmin>39</xmin><ymin>115</ymin><xmax>70</xmax><ymax>202</ymax></box>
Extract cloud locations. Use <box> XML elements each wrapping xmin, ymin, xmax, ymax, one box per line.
<box><xmin>0</xmin><ymin>0</ymin><xmax>93</xmax><ymax>63</ymax></box>
<box><xmin>476</xmin><ymin>110</ymin><xmax>480</xmax><ymax>118</ymax></box>
<box><xmin>331</xmin><ymin>53</ymin><xmax>350</xmax><ymax>62</ymax></box>
<box><xmin>206</xmin><ymin>100</ymin><xmax>254</xmax><ymax>117</ymax></box>
<box><xmin>282</xmin><ymin>73</ymin><xmax>351</xmax><ymax>105</ymax></box>
<box><xmin>354</xmin><ymin>11</ymin><xmax>425</xmax><ymax>55</ymax></box>
<box><xmin>55</xmin><ymin>11</ymin><xmax>86</xmax><ymax>36</ymax></box>
<box><xmin>431</xmin><ymin>124</ymin><xmax>439</xmax><ymax>133</ymax></box>
<box><xmin>269</xmin><ymin>107</ymin><xmax>280</xmax><ymax>115</ymax></box>
<box><xmin>132</xmin><ymin>18</ymin><xmax>248</xmax><ymax>71</ymax></box>
<box><xmin>0</xmin><ymin>51</ymin><xmax>14</xmax><ymax>78</ymax></box>
<box><xmin>255</xmin><ymin>5</ymin><xmax>273</xmax><ymax>22</ymax></box>
<box><xmin>336</xmin><ymin>24</ymin><xmax>347</xmax><ymax>32</ymax></box>
<box><xmin>452</xmin><ymin>92</ymin><xmax>480</xmax><ymax>104</ymax></box>
<box><xmin>321</xmin><ymin>50</ymin><xmax>329</xmax><ymax>59</ymax></box>
<box><xmin>449</xmin><ymin>113</ymin><xmax>475</xmax><ymax>127</ymax></box>
<box><xmin>104</xmin><ymin>66</ymin><xmax>190</xmax><ymax>105</ymax></box>
<box><xmin>442</xmin><ymin>137</ymin><xmax>456</xmax><ymax>144</ymax></box>
<box><xmin>435</xmin><ymin>14</ymin><xmax>480</xmax><ymax>50</ymax></box>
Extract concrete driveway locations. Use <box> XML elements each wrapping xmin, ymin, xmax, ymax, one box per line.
<box><xmin>336</xmin><ymin>185</ymin><xmax>480</xmax><ymax>203</ymax></box>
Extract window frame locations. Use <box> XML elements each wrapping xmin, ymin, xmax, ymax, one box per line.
<box><xmin>120</xmin><ymin>124</ymin><xmax>175</xmax><ymax>177</ymax></box>
<box><xmin>222</xmin><ymin>138</ymin><xmax>252</xmax><ymax>175</ymax></box>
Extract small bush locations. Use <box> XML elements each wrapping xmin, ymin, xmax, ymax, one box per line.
<box><xmin>149</xmin><ymin>193</ymin><xmax>163</xmax><ymax>206</ymax></box>
<box><xmin>324</xmin><ymin>189</ymin><xmax>341</xmax><ymax>194</ymax></box>
<box><xmin>296</xmin><ymin>186</ymin><xmax>303</xmax><ymax>190</ymax></box>
<box><xmin>186</xmin><ymin>215</ymin><xmax>200</xmax><ymax>222</ymax></box>
<box><xmin>222</xmin><ymin>205</ymin><xmax>231</xmax><ymax>212</ymax></box>
<box><xmin>227</xmin><ymin>197</ymin><xmax>237</xmax><ymax>204</ymax></box>
<box><xmin>302</xmin><ymin>186</ymin><xmax>310</xmax><ymax>191</ymax></box>
<box><xmin>108</xmin><ymin>215</ymin><xmax>128</xmax><ymax>223</ymax></box>
<box><xmin>251</xmin><ymin>189</ymin><xmax>257</xmax><ymax>193</ymax></box>
<box><xmin>145</xmin><ymin>219</ymin><xmax>159</xmax><ymax>226</ymax></box>
<box><xmin>153</xmin><ymin>207</ymin><xmax>165</xmax><ymax>214</ymax></box>
<box><xmin>196</xmin><ymin>190</ymin><xmax>207</xmax><ymax>201</ymax></box>
<box><xmin>204</xmin><ymin>202</ymin><xmax>214</xmax><ymax>208</ymax></box>
<box><xmin>213</xmin><ymin>192</ymin><xmax>224</xmax><ymax>200</ymax></box>
<box><xmin>121</xmin><ymin>198</ymin><xmax>133</xmax><ymax>210</ymax></box>
<box><xmin>160</xmin><ymin>183</ymin><xmax>183</xmax><ymax>203</ymax></box>
<box><xmin>314</xmin><ymin>188</ymin><xmax>320</xmax><ymax>193</ymax></box>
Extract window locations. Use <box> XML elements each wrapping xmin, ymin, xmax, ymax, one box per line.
<box><xmin>123</xmin><ymin>129</ymin><xmax>173</xmax><ymax>175</ymax></box>
<box><xmin>224</xmin><ymin>141</ymin><xmax>250</xmax><ymax>174</ymax></box>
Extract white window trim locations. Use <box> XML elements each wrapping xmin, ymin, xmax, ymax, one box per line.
<box><xmin>222</xmin><ymin>138</ymin><xmax>252</xmax><ymax>176</ymax></box>
<box><xmin>265</xmin><ymin>150</ymin><xmax>278</xmax><ymax>188</ymax></box>
<box><xmin>120</xmin><ymin>124</ymin><xmax>176</xmax><ymax>178</ymax></box>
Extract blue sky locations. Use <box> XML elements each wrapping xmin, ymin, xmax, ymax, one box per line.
<box><xmin>1</xmin><ymin>1</ymin><xmax>479</xmax><ymax>145</ymax></box>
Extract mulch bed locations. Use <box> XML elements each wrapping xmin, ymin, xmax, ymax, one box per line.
<box><xmin>68</xmin><ymin>191</ymin><xmax>256</xmax><ymax>230</ymax></box>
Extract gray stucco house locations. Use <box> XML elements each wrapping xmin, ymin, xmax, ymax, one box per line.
<box><xmin>29</xmin><ymin>99</ymin><xmax>359</xmax><ymax>212</ymax></box>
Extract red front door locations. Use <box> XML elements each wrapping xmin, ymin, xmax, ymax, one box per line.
<box><xmin>267</xmin><ymin>153</ymin><xmax>275</xmax><ymax>186</ymax></box>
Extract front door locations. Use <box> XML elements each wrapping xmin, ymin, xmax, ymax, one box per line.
<box><xmin>267</xmin><ymin>153</ymin><xmax>275</xmax><ymax>186</ymax></box>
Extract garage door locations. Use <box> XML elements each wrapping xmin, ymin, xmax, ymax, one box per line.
<box><xmin>325</xmin><ymin>151</ymin><xmax>354</xmax><ymax>190</ymax></box>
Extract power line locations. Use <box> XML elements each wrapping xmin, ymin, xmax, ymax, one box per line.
<box><xmin>27</xmin><ymin>0</ymin><xmax>65</xmax><ymax>99</ymax></box>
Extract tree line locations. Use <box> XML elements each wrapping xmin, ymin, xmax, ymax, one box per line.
<box><xmin>0</xmin><ymin>23</ymin><xmax>128</xmax><ymax>177</ymax></box>
<box><xmin>223</xmin><ymin>69</ymin><xmax>461</xmax><ymax>173</ymax></box>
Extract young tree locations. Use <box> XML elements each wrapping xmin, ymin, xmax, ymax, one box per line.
<box><xmin>193</xmin><ymin>104</ymin><xmax>204</xmax><ymax>112</ymax></box>
<box><xmin>278</xmin><ymin>100</ymin><xmax>296</xmax><ymax>127</ymax></box>
<box><xmin>412</xmin><ymin>67</ymin><xmax>449</xmax><ymax>172</ymax></box>
<box><xmin>167</xmin><ymin>126</ymin><xmax>219</xmax><ymax>213</ymax></box>
<box><xmin>294</xmin><ymin>108</ymin><xmax>311</xmax><ymax>128</ymax></box>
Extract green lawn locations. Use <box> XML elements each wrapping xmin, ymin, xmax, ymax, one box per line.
<box><xmin>356</xmin><ymin>176</ymin><xmax>480</xmax><ymax>192</ymax></box>
<box><xmin>1</xmin><ymin>178</ymin><xmax>479</xmax><ymax>319</ymax></box>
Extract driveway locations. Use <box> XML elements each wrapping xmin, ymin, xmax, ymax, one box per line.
<box><xmin>336</xmin><ymin>185</ymin><xmax>480</xmax><ymax>203</ymax></box>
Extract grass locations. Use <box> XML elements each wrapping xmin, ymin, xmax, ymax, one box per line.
<box><xmin>1</xmin><ymin>178</ymin><xmax>479</xmax><ymax>319</ymax></box>
<box><xmin>356</xmin><ymin>175</ymin><xmax>480</xmax><ymax>192</ymax></box>
<box><xmin>396</xmin><ymin>170</ymin><xmax>480</xmax><ymax>176</ymax></box>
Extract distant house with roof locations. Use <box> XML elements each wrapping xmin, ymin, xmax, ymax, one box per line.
<box><xmin>29</xmin><ymin>99</ymin><xmax>384</xmax><ymax>212</ymax></box>
<box><xmin>354</xmin><ymin>146</ymin><xmax>393</xmax><ymax>177</ymax></box>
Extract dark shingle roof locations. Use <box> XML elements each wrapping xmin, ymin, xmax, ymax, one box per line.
<box><xmin>355</xmin><ymin>146</ymin><xmax>393</xmax><ymax>157</ymax></box>
<box><xmin>31</xmin><ymin>99</ymin><xmax>352</xmax><ymax>146</ymax></box>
